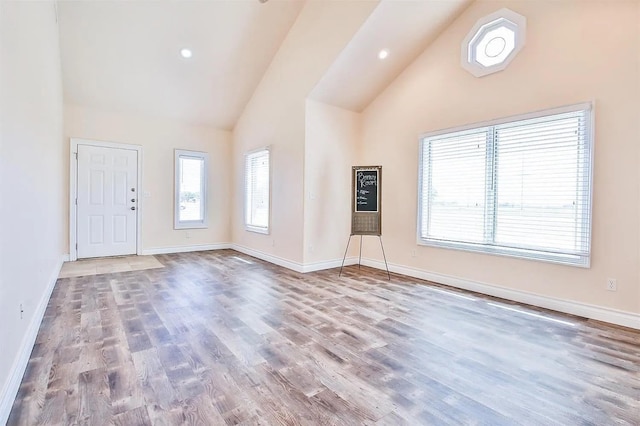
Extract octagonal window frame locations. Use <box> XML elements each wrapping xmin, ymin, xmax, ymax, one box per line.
<box><xmin>461</xmin><ymin>8</ymin><xmax>527</xmax><ymax>78</ymax></box>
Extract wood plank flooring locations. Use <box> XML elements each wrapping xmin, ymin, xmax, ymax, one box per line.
<box><xmin>8</xmin><ymin>250</ymin><xmax>640</xmax><ymax>425</ymax></box>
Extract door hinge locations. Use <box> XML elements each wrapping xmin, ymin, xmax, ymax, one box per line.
<box><xmin>75</xmin><ymin>198</ymin><xmax>77</xmax><ymax>205</ymax></box>
<box><xmin>74</xmin><ymin>152</ymin><xmax>78</xmax><ymax>160</ymax></box>
<box><xmin>75</xmin><ymin>243</ymin><xmax>78</xmax><ymax>249</ymax></box>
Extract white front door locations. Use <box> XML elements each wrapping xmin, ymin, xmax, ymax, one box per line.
<box><xmin>77</xmin><ymin>144</ymin><xmax>138</xmax><ymax>258</ymax></box>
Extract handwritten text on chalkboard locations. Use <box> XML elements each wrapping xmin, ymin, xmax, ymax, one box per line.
<box><xmin>355</xmin><ymin>170</ymin><xmax>378</xmax><ymax>212</ymax></box>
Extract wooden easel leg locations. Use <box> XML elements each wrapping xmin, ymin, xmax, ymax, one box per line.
<box><xmin>339</xmin><ymin>235</ymin><xmax>353</xmax><ymax>277</ymax></box>
<box><xmin>358</xmin><ymin>235</ymin><xmax>363</xmax><ymax>270</ymax></box>
<box><xmin>379</xmin><ymin>236</ymin><xmax>391</xmax><ymax>280</ymax></box>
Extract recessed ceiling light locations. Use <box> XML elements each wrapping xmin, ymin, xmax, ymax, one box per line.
<box><xmin>180</xmin><ymin>48</ymin><xmax>192</xmax><ymax>59</ymax></box>
<box><xmin>378</xmin><ymin>49</ymin><xmax>389</xmax><ymax>60</ymax></box>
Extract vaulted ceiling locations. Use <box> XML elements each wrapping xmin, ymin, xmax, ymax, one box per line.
<box><xmin>58</xmin><ymin>0</ymin><xmax>304</xmax><ymax>130</ymax></box>
<box><xmin>58</xmin><ymin>0</ymin><xmax>473</xmax><ymax>130</ymax></box>
<box><xmin>309</xmin><ymin>0</ymin><xmax>472</xmax><ymax>111</ymax></box>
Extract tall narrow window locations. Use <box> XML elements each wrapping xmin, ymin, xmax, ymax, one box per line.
<box><xmin>174</xmin><ymin>150</ymin><xmax>208</xmax><ymax>229</ymax></box>
<box><xmin>245</xmin><ymin>148</ymin><xmax>270</xmax><ymax>234</ymax></box>
<box><xmin>418</xmin><ymin>103</ymin><xmax>593</xmax><ymax>266</ymax></box>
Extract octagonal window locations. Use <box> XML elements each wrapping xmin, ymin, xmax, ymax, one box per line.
<box><xmin>472</xmin><ymin>20</ymin><xmax>516</xmax><ymax>67</ymax></box>
<box><xmin>462</xmin><ymin>9</ymin><xmax>526</xmax><ymax>77</ymax></box>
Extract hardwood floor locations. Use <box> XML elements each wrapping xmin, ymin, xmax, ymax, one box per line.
<box><xmin>8</xmin><ymin>250</ymin><xmax>640</xmax><ymax>425</ymax></box>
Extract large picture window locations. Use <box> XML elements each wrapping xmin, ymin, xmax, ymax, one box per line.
<box><xmin>245</xmin><ymin>148</ymin><xmax>270</xmax><ymax>234</ymax></box>
<box><xmin>418</xmin><ymin>103</ymin><xmax>593</xmax><ymax>266</ymax></box>
<box><xmin>174</xmin><ymin>149</ymin><xmax>208</xmax><ymax>229</ymax></box>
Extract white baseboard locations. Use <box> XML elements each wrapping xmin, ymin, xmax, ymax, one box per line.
<box><xmin>140</xmin><ymin>243</ymin><xmax>231</xmax><ymax>256</ymax></box>
<box><xmin>302</xmin><ymin>257</ymin><xmax>358</xmax><ymax>273</ymax></box>
<box><xmin>230</xmin><ymin>245</ymin><xmax>359</xmax><ymax>274</ymax></box>
<box><xmin>231</xmin><ymin>244</ymin><xmax>305</xmax><ymax>272</ymax></box>
<box><xmin>360</xmin><ymin>258</ymin><xmax>640</xmax><ymax>330</ymax></box>
<box><xmin>0</xmin><ymin>254</ymin><xmax>65</xmax><ymax>426</ymax></box>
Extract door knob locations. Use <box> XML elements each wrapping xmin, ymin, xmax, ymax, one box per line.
<box><xmin>130</xmin><ymin>207</ymin><xmax>136</xmax><ymax>211</ymax></box>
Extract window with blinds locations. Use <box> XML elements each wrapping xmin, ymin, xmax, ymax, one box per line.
<box><xmin>418</xmin><ymin>103</ymin><xmax>593</xmax><ymax>266</ymax></box>
<box><xmin>245</xmin><ymin>148</ymin><xmax>270</xmax><ymax>233</ymax></box>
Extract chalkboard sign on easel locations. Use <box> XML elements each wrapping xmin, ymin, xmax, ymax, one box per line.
<box><xmin>340</xmin><ymin>166</ymin><xmax>390</xmax><ymax>280</ymax></box>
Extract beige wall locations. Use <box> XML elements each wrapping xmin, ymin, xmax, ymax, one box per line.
<box><xmin>304</xmin><ymin>100</ymin><xmax>361</xmax><ymax>265</ymax></box>
<box><xmin>232</xmin><ymin>0</ymin><xmax>377</xmax><ymax>264</ymax></box>
<box><xmin>64</xmin><ymin>104</ymin><xmax>232</xmax><ymax>251</ymax></box>
<box><xmin>360</xmin><ymin>0</ymin><xmax>640</xmax><ymax>314</ymax></box>
<box><xmin>0</xmin><ymin>1</ymin><xmax>66</xmax><ymax>418</ymax></box>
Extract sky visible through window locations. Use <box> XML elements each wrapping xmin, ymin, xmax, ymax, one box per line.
<box><xmin>179</xmin><ymin>157</ymin><xmax>203</xmax><ymax>222</ymax></box>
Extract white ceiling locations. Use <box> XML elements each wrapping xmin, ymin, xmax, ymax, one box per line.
<box><xmin>58</xmin><ymin>0</ymin><xmax>304</xmax><ymax>130</ymax></box>
<box><xmin>58</xmin><ymin>0</ymin><xmax>473</xmax><ymax>129</ymax></box>
<box><xmin>309</xmin><ymin>0</ymin><xmax>472</xmax><ymax>112</ymax></box>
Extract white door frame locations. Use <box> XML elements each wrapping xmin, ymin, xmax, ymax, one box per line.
<box><xmin>70</xmin><ymin>138</ymin><xmax>143</xmax><ymax>261</ymax></box>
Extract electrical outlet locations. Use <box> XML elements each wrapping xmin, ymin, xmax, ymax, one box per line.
<box><xmin>185</xmin><ymin>231</ymin><xmax>191</xmax><ymax>239</ymax></box>
<box><xmin>606</xmin><ymin>278</ymin><xmax>617</xmax><ymax>291</ymax></box>
<box><xmin>410</xmin><ymin>249</ymin><xmax>417</xmax><ymax>258</ymax></box>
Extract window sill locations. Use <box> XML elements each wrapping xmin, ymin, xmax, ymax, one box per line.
<box><xmin>246</xmin><ymin>225</ymin><xmax>269</xmax><ymax>235</ymax></box>
<box><xmin>417</xmin><ymin>238</ymin><xmax>589</xmax><ymax>268</ymax></box>
<box><xmin>174</xmin><ymin>221</ymin><xmax>208</xmax><ymax>230</ymax></box>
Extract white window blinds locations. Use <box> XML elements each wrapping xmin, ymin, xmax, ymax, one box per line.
<box><xmin>419</xmin><ymin>104</ymin><xmax>593</xmax><ymax>266</ymax></box>
<box><xmin>245</xmin><ymin>149</ymin><xmax>270</xmax><ymax>233</ymax></box>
